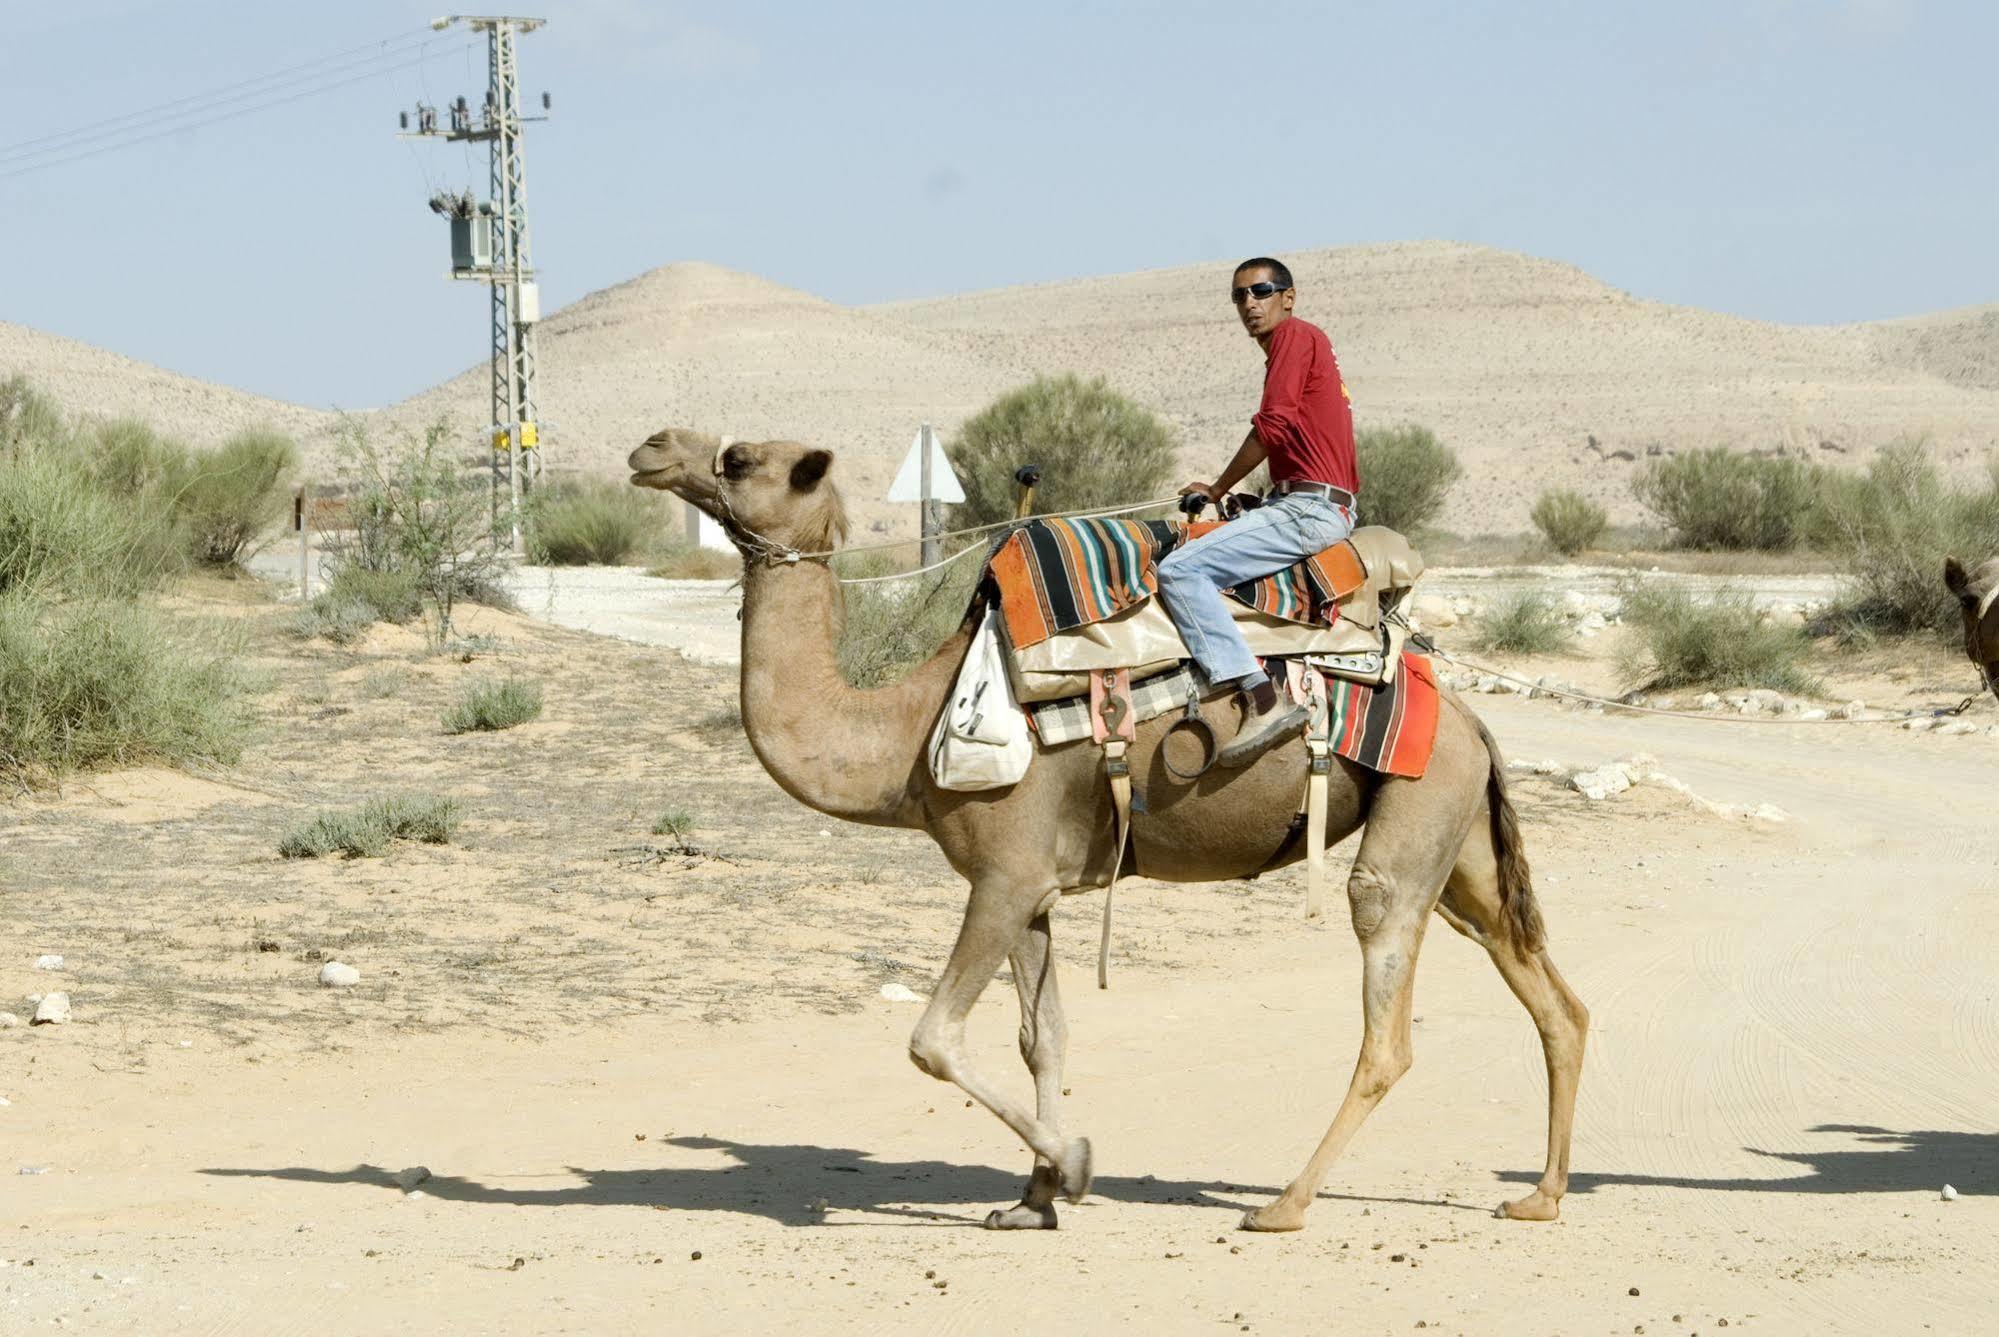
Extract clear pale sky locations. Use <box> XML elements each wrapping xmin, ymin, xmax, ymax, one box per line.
<box><xmin>4</xmin><ymin>1</ymin><xmax>1993</xmax><ymax>409</ymax></box>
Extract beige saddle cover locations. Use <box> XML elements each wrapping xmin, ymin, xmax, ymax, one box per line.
<box><xmin>1007</xmin><ymin>526</ymin><xmax>1424</xmax><ymax>702</ymax></box>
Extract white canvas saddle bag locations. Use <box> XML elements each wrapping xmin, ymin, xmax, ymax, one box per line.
<box><xmin>928</xmin><ymin>607</ymin><xmax>1033</xmax><ymax>791</ymax></box>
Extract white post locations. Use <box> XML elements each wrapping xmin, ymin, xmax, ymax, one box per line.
<box><xmin>919</xmin><ymin>422</ymin><xmax>940</xmax><ymax>568</ymax></box>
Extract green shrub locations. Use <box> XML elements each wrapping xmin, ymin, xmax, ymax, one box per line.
<box><xmin>83</xmin><ymin>418</ymin><xmax>192</xmax><ymax>496</ymax></box>
<box><xmin>1632</xmin><ymin>448</ymin><xmax>1821</xmax><ymax>551</ymax></box>
<box><xmin>279</xmin><ymin>793</ymin><xmax>461</xmax><ymax>859</ymax></box>
<box><xmin>441</xmin><ymin>677</ymin><xmax>543</xmax><ymax>733</ymax></box>
<box><xmin>1529</xmin><ymin>488</ymin><xmax>1609</xmax><ymax>556</ymax></box>
<box><xmin>528</xmin><ymin>477</ymin><xmax>669</xmax><ymax>565</ymax></box>
<box><xmin>1617</xmin><ymin>582</ymin><xmax>1817</xmax><ymax>693</ymax></box>
<box><xmin>0</xmin><ymin>443</ymin><xmax>181</xmax><ymax>598</ymax></box>
<box><xmin>1470</xmin><ymin>590</ymin><xmax>1570</xmax><ymax>655</ymax></box>
<box><xmin>1813</xmin><ymin>440</ymin><xmax>1999</xmax><ymax>640</ymax></box>
<box><xmin>652</xmin><ymin>807</ymin><xmax>696</xmax><ymax>838</ymax></box>
<box><xmin>945</xmin><ymin>374</ymin><xmax>1177</xmax><ymax>528</ymax></box>
<box><xmin>292</xmin><ymin>566</ymin><xmax>423</xmax><ymax>644</ymax></box>
<box><xmin>178</xmin><ymin>429</ymin><xmax>297</xmax><ymax>565</ymax></box>
<box><xmin>832</xmin><ymin>546</ymin><xmax>983</xmax><ymax>688</ymax></box>
<box><xmin>0</xmin><ymin>375</ymin><xmax>70</xmax><ymax>456</ymax></box>
<box><xmin>0</xmin><ymin>590</ymin><xmax>247</xmax><ymax>784</ymax></box>
<box><xmin>327</xmin><ymin>418</ymin><xmax>509</xmax><ymax>646</ymax></box>
<box><xmin>1355</xmin><ymin>424</ymin><xmax>1461</xmax><ymax>534</ymax></box>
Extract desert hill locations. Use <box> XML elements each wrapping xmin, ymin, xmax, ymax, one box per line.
<box><xmin>0</xmin><ymin>319</ymin><xmax>336</xmax><ymax>448</ymax></box>
<box><xmin>9</xmin><ymin>241</ymin><xmax>1997</xmax><ymax>538</ymax></box>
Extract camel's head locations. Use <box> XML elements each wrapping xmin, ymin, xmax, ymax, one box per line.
<box><xmin>628</xmin><ymin>427</ymin><xmax>848</xmax><ymax>557</ymax></box>
<box><xmin>1943</xmin><ymin>555</ymin><xmax>1999</xmax><ymax>700</ymax></box>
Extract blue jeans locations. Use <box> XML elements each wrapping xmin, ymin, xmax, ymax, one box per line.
<box><xmin>1154</xmin><ymin>493</ymin><xmax>1356</xmax><ymax>684</ymax></box>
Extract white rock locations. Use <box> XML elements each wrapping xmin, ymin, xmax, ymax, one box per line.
<box><xmin>1577</xmin><ymin>611</ymin><xmax>1608</xmax><ymax>633</ymax></box>
<box><xmin>1561</xmin><ymin>590</ymin><xmax>1590</xmax><ymax>616</ymax></box>
<box><xmin>817</xmin><ymin>829</ymin><xmax>832</xmax><ymax>838</ymax></box>
<box><xmin>1569</xmin><ymin>766</ymin><xmax>1633</xmax><ymax>802</ymax></box>
<box><xmin>1941</xmin><ymin>1184</ymin><xmax>1959</xmax><ymax>1201</ymax></box>
<box><xmin>0</xmin><ymin>1095</ymin><xmax>9</xmax><ymax>1106</ymax></box>
<box><xmin>1902</xmin><ymin>718</ymin><xmax>1935</xmax><ymax>733</ymax></box>
<box><xmin>1475</xmin><ymin>675</ymin><xmax>1501</xmax><ymax>694</ymax></box>
<box><xmin>1797</xmin><ymin>709</ymin><xmax>1829</xmax><ymax>721</ymax></box>
<box><xmin>317</xmin><ymin>962</ymin><xmax>360</xmax><ymax>989</ymax></box>
<box><xmin>32</xmin><ymin>955</ymin><xmax>63</xmax><ymax>971</ymax></box>
<box><xmin>1937</xmin><ymin>721</ymin><xmax>1977</xmax><ymax>736</ymax></box>
<box><xmin>0</xmin><ymin>1013</ymin><xmax>20</xmax><ymax>1029</ymax></box>
<box><xmin>404</xmin><ymin>1189</ymin><xmax>429</xmax><ymax>1201</ymax></box>
<box><xmin>394</xmin><ymin>1166</ymin><xmax>431</xmax><ymax>1191</ymax></box>
<box><xmin>1696</xmin><ymin>692</ymin><xmax>1723</xmax><ymax>712</ymax></box>
<box><xmin>1749</xmin><ymin>804</ymin><xmax>1790</xmax><ymax>824</ymax></box>
<box><xmin>31</xmin><ymin>993</ymin><xmax>70</xmax><ymax>1025</ymax></box>
<box><xmin>878</xmin><ymin>982</ymin><xmax>923</xmax><ymax>1004</ymax></box>
<box><xmin>1838</xmin><ymin>700</ymin><xmax>1866</xmax><ymax>720</ymax></box>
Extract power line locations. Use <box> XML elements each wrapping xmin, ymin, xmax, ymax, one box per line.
<box><xmin>0</xmin><ymin>28</ymin><xmax>441</xmax><ymax>164</ymax></box>
<box><xmin>0</xmin><ymin>43</ymin><xmax>476</xmax><ymax>181</ymax></box>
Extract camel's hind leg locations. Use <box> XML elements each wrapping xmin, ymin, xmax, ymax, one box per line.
<box><xmin>1241</xmin><ymin>766</ymin><xmax>1479</xmax><ymax>1233</ymax></box>
<box><xmin>1437</xmin><ymin>848</ymin><xmax>1588</xmax><ymax>1222</ymax></box>
<box><xmin>908</xmin><ymin>881</ymin><xmax>1093</xmax><ymax>1213</ymax></box>
<box><xmin>985</xmin><ymin>910</ymin><xmax>1069</xmax><ymax>1230</ymax></box>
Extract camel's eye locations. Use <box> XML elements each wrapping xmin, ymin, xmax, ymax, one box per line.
<box><xmin>720</xmin><ymin>445</ymin><xmax>755</xmax><ymax>481</ymax></box>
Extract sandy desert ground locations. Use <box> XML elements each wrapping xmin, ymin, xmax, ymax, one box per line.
<box><xmin>3</xmin><ymin>567</ymin><xmax>1996</xmax><ymax>1334</ymax></box>
<box><xmin>9</xmin><ymin>240</ymin><xmax>1997</xmax><ymax>540</ymax></box>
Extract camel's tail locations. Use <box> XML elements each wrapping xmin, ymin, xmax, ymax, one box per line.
<box><xmin>1473</xmin><ymin>716</ymin><xmax>1546</xmax><ymax>955</ymax></box>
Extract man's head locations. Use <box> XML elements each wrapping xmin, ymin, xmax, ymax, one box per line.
<box><xmin>1231</xmin><ymin>257</ymin><xmax>1295</xmax><ymax>342</ymax></box>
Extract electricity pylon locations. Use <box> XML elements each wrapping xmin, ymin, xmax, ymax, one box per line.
<box><xmin>398</xmin><ymin>14</ymin><xmax>547</xmax><ymax>554</ymax></box>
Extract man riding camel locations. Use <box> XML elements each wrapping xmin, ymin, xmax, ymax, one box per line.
<box><xmin>1155</xmin><ymin>256</ymin><xmax>1360</xmax><ymax>767</ymax></box>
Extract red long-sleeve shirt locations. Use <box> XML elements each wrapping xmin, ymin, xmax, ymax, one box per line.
<box><xmin>1251</xmin><ymin>317</ymin><xmax>1358</xmax><ymax>493</ymax></box>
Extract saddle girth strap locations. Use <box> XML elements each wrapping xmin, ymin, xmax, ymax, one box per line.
<box><xmin>1089</xmin><ymin>669</ymin><xmax>1137</xmax><ymax>989</ymax></box>
<box><xmin>1300</xmin><ymin>670</ymin><xmax>1333</xmax><ymax>920</ymax></box>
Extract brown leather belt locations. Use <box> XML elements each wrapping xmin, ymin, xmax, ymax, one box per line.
<box><xmin>1268</xmin><ymin>480</ymin><xmax>1356</xmax><ymax>510</ymax></box>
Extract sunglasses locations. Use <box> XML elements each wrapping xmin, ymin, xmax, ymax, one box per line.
<box><xmin>1230</xmin><ymin>280</ymin><xmax>1290</xmax><ymax>304</ymax></box>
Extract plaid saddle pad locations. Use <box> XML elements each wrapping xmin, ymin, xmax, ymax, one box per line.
<box><xmin>990</xmin><ymin>516</ymin><xmax>1368</xmax><ymax>651</ymax></box>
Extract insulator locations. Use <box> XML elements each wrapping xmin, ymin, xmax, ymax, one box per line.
<box><xmin>399</xmin><ymin>111</ymin><xmax>410</xmax><ymax>130</ymax></box>
<box><xmin>541</xmin><ymin>91</ymin><xmax>551</xmax><ymax>110</ymax></box>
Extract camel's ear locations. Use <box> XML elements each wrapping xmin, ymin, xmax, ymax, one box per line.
<box><xmin>1944</xmin><ymin>556</ymin><xmax>1969</xmax><ymax>596</ymax></box>
<box><xmin>789</xmin><ymin>448</ymin><xmax>832</xmax><ymax>492</ymax></box>
<box><xmin>719</xmin><ymin>443</ymin><xmax>757</xmax><ymax>482</ymax></box>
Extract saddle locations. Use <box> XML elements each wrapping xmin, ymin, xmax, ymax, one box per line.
<box><xmin>1002</xmin><ymin>525</ymin><xmax>1425</xmax><ymax>702</ymax></box>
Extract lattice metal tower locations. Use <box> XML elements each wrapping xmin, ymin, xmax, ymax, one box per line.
<box><xmin>399</xmin><ymin>14</ymin><xmax>548</xmax><ymax>553</ymax></box>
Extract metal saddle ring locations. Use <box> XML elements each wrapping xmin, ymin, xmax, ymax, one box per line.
<box><xmin>1161</xmin><ymin>692</ymin><xmax>1218</xmax><ymax>782</ymax></box>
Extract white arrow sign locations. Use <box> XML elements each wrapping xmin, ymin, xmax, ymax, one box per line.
<box><xmin>887</xmin><ymin>424</ymin><xmax>964</xmax><ymax>504</ymax></box>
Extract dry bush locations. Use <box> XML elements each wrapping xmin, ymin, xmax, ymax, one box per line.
<box><xmin>1617</xmin><ymin>582</ymin><xmax>1817</xmax><ymax>693</ymax></box>
<box><xmin>832</xmin><ymin>546</ymin><xmax>982</xmax><ymax>688</ymax></box>
<box><xmin>1633</xmin><ymin>447</ymin><xmax>1820</xmax><ymax>551</ymax></box>
<box><xmin>1471</xmin><ymin>590</ymin><xmax>1570</xmax><ymax>655</ymax></box>
<box><xmin>1529</xmin><ymin>488</ymin><xmax>1608</xmax><ymax>556</ymax></box>
<box><xmin>279</xmin><ymin>794</ymin><xmax>462</xmax><ymax>859</ymax></box>
<box><xmin>1813</xmin><ymin>440</ymin><xmax>1999</xmax><ymax>640</ymax></box>
<box><xmin>442</xmin><ymin>677</ymin><xmax>544</xmax><ymax>734</ymax></box>
<box><xmin>1355</xmin><ymin>424</ymin><xmax>1461</xmax><ymax>535</ymax></box>
<box><xmin>529</xmin><ymin>477</ymin><xmax>675</xmax><ymax>565</ymax></box>
<box><xmin>946</xmin><ymin>374</ymin><xmax>1177</xmax><ymax>528</ymax></box>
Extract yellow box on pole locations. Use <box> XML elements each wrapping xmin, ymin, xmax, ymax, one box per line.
<box><xmin>491</xmin><ymin>422</ymin><xmax>540</xmax><ymax>450</ymax></box>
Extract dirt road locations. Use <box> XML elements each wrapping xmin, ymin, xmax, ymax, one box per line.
<box><xmin>4</xmin><ymin>589</ymin><xmax>1994</xmax><ymax>1334</ymax></box>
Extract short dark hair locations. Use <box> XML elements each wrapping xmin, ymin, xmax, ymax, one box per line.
<box><xmin>1233</xmin><ymin>256</ymin><xmax>1294</xmax><ymax>290</ymax></box>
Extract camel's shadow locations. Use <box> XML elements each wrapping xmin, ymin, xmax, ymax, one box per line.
<box><xmin>201</xmin><ymin>1136</ymin><xmax>1281</xmax><ymax>1227</ymax></box>
<box><xmin>1501</xmin><ymin>1125</ymin><xmax>1997</xmax><ymax>1197</ymax></box>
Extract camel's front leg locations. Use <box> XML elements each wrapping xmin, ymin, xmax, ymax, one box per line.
<box><xmin>909</xmin><ymin>882</ymin><xmax>1093</xmax><ymax>1215</ymax></box>
<box><xmin>1242</xmin><ymin>866</ymin><xmax>1430</xmax><ymax>1232</ymax></box>
<box><xmin>986</xmin><ymin>909</ymin><xmax>1069</xmax><ymax>1230</ymax></box>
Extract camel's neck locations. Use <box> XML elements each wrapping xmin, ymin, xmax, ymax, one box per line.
<box><xmin>737</xmin><ymin>559</ymin><xmax>966</xmax><ymax>827</ymax></box>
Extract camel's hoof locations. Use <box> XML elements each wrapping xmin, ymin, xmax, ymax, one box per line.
<box><xmin>1058</xmin><ymin>1137</ymin><xmax>1094</xmax><ymax>1204</ymax></box>
<box><xmin>1239</xmin><ymin>1203</ymin><xmax>1306</xmax><ymax>1233</ymax></box>
<box><xmin>983</xmin><ymin>1203</ymin><xmax>1059</xmax><ymax>1230</ymax></box>
<box><xmin>1495</xmin><ymin>1191</ymin><xmax>1560</xmax><ymax>1221</ymax></box>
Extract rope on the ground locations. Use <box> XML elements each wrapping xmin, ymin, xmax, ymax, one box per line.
<box><xmin>1408</xmin><ymin>625</ymin><xmax>1983</xmax><ymax>726</ymax></box>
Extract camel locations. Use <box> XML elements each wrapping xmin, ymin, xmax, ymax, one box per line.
<box><xmin>1944</xmin><ymin>556</ymin><xmax>1999</xmax><ymax>701</ymax></box>
<box><xmin>628</xmin><ymin>427</ymin><xmax>1588</xmax><ymax>1233</ymax></box>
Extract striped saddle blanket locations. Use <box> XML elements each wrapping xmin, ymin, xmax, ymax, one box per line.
<box><xmin>1026</xmin><ymin>652</ymin><xmax>1441</xmax><ymax>779</ymax></box>
<box><xmin>989</xmin><ymin>516</ymin><xmax>1368</xmax><ymax>651</ymax></box>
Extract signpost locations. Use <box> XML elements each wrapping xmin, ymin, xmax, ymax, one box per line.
<box><xmin>887</xmin><ymin>422</ymin><xmax>964</xmax><ymax>566</ymax></box>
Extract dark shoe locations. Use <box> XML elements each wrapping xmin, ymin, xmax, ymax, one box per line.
<box><xmin>1217</xmin><ymin>700</ymin><xmax>1308</xmax><ymax>768</ymax></box>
